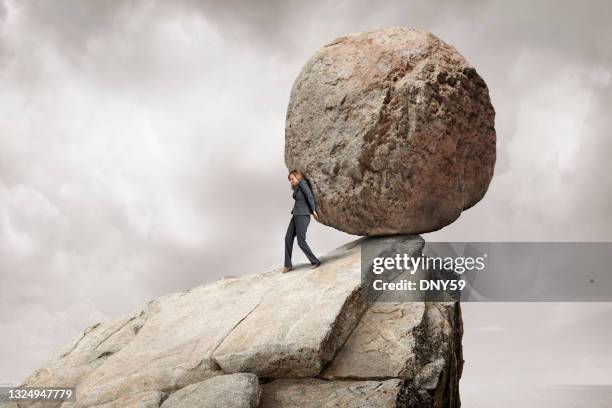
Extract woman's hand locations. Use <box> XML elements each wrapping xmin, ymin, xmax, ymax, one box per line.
<box><xmin>313</xmin><ymin>211</ymin><xmax>319</xmax><ymax>221</ymax></box>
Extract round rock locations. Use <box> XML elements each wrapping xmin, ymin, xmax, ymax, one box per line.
<box><xmin>285</xmin><ymin>27</ymin><xmax>496</xmax><ymax>235</ymax></box>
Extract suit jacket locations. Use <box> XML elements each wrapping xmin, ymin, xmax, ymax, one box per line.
<box><xmin>292</xmin><ymin>179</ymin><xmax>316</xmax><ymax>215</ymax></box>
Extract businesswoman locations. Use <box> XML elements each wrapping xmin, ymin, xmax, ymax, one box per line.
<box><xmin>282</xmin><ymin>170</ymin><xmax>321</xmax><ymax>273</ymax></box>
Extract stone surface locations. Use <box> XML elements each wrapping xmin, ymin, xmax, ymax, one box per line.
<box><xmin>212</xmin><ymin>239</ymin><xmax>365</xmax><ymax>378</ymax></box>
<box><xmin>65</xmin><ymin>239</ymin><xmax>370</xmax><ymax>406</ymax></box>
<box><xmin>260</xmin><ymin>378</ymin><xmax>403</xmax><ymax>408</ymax></box>
<box><xmin>160</xmin><ymin>373</ymin><xmax>260</xmax><ymax>408</ymax></box>
<box><xmin>18</xmin><ymin>235</ymin><xmax>462</xmax><ymax>408</ymax></box>
<box><xmin>320</xmin><ymin>301</ymin><xmax>426</xmax><ymax>379</ymax></box>
<box><xmin>320</xmin><ymin>299</ymin><xmax>463</xmax><ymax>407</ymax></box>
<box><xmin>89</xmin><ymin>391</ymin><xmax>164</xmax><ymax>408</ymax></box>
<box><xmin>285</xmin><ymin>26</ymin><xmax>496</xmax><ymax>235</ymax></box>
<box><xmin>414</xmin><ymin>302</ymin><xmax>464</xmax><ymax>408</ymax></box>
<box><xmin>21</xmin><ymin>310</ymin><xmax>148</xmax><ymax>390</ymax></box>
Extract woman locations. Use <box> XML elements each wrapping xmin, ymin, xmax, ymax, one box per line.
<box><xmin>283</xmin><ymin>169</ymin><xmax>321</xmax><ymax>273</ymax></box>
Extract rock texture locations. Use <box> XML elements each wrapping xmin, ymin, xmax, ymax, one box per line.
<box><xmin>17</xmin><ymin>236</ymin><xmax>463</xmax><ymax>407</ymax></box>
<box><xmin>160</xmin><ymin>373</ymin><xmax>260</xmax><ymax>408</ymax></box>
<box><xmin>260</xmin><ymin>378</ymin><xmax>403</xmax><ymax>407</ymax></box>
<box><xmin>285</xmin><ymin>26</ymin><xmax>496</xmax><ymax>235</ymax></box>
<box><xmin>87</xmin><ymin>391</ymin><xmax>164</xmax><ymax>408</ymax></box>
<box><xmin>321</xmin><ymin>302</ymin><xmax>427</xmax><ymax>379</ymax></box>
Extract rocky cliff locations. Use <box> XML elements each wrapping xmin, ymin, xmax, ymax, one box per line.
<box><xmin>13</xmin><ymin>236</ymin><xmax>463</xmax><ymax>408</ymax></box>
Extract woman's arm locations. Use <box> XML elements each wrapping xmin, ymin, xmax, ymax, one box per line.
<box><xmin>299</xmin><ymin>180</ymin><xmax>317</xmax><ymax>214</ymax></box>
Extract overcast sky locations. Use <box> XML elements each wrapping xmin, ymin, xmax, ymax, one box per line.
<box><xmin>1</xmin><ymin>0</ymin><xmax>611</xmax><ymax>397</ymax></box>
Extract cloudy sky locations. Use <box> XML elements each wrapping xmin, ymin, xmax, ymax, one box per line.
<box><xmin>1</xmin><ymin>0</ymin><xmax>611</xmax><ymax>400</ymax></box>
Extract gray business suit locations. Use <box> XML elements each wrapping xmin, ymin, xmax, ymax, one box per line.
<box><xmin>284</xmin><ymin>179</ymin><xmax>321</xmax><ymax>268</ymax></box>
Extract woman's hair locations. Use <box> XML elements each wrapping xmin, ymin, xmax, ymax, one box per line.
<box><xmin>288</xmin><ymin>169</ymin><xmax>304</xmax><ymax>181</ymax></box>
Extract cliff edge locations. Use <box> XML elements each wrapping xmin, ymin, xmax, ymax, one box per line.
<box><xmin>13</xmin><ymin>235</ymin><xmax>462</xmax><ymax>408</ymax></box>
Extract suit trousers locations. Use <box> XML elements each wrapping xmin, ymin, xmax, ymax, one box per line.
<box><xmin>284</xmin><ymin>214</ymin><xmax>320</xmax><ymax>268</ymax></box>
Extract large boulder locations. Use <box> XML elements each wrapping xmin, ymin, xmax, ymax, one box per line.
<box><xmin>17</xmin><ymin>236</ymin><xmax>463</xmax><ymax>408</ymax></box>
<box><xmin>285</xmin><ymin>26</ymin><xmax>496</xmax><ymax>235</ymax></box>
